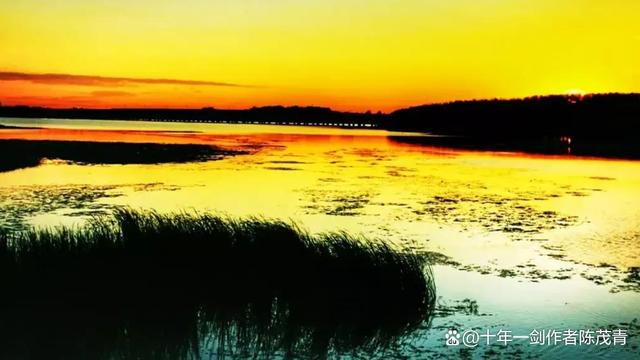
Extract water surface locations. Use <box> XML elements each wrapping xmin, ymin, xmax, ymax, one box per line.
<box><xmin>1</xmin><ymin>117</ymin><xmax>639</xmax><ymax>358</ymax></box>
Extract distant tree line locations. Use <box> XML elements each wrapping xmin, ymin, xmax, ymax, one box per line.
<box><xmin>1</xmin><ymin>94</ymin><xmax>639</xmax><ymax>137</ymax></box>
<box><xmin>0</xmin><ymin>105</ymin><xmax>381</xmax><ymax>126</ymax></box>
<box><xmin>385</xmin><ymin>93</ymin><xmax>640</xmax><ymax>138</ymax></box>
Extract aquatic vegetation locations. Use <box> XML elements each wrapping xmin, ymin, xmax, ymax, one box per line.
<box><xmin>302</xmin><ymin>189</ymin><xmax>377</xmax><ymax>216</ymax></box>
<box><xmin>0</xmin><ymin>139</ymin><xmax>243</xmax><ymax>172</ymax></box>
<box><xmin>412</xmin><ymin>192</ymin><xmax>581</xmax><ymax>237</ymax></box>
<box><xmin>0</xmin><ymin>209</ymin><xmax>436</xmax><ymax>359</ymax></box>
<box><xmin>0</xmin><ymin>183</ymin><xmax>179</xmax><ymax>231</ymax></box>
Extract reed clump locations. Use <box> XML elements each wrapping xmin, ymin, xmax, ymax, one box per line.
<box><xmin>0</xmin><ymin>209</ymin><xmax>435</xmax><ymax>359</ymax></box>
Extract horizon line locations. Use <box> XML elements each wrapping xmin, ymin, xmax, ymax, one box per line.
<box><xmin>1</xmin><ymin>92</ymin><xmax>638</xmax><ymax>115</ymax></box>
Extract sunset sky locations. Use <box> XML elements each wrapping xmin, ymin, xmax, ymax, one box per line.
<box><xmin>1</xmin><ymin>0</ymin><xmax>639</xmax><ymax>112</ymax></box>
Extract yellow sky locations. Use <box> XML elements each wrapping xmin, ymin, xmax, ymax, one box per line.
<box><xmin>1</xmin><ymin>0</ymin><xmax>639</xmax><ymax>111</ymax></box>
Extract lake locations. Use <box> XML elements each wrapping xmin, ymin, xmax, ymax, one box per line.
<box><xmin>0</xmin><ymin>117</ymin><xmax>639</xmax><ymax>358</ymax></box>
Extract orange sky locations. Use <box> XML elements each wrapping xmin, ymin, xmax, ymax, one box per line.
<box><xmin>1</xmin><ymin>0</ymin><xmax>639</xmax><ymax>112</ymax></box>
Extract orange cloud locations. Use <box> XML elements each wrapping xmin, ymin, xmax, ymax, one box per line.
<box><xmin>90</xmin><ymin>90</ymin><xmax>135</xmax><ymax>97</ymax></box>
<box><xmin>0</xmin><ymin>71</ymin><xmax>244</xmax><ymax>88</ymax></box>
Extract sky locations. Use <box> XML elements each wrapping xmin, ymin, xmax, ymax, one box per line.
<box><xmin>1</xmin><ymin>0</ymin><xmax>639</xmax><ymax>112</ymax></box>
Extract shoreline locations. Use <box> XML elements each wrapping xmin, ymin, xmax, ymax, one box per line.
<box><xmin>3</xmin><ymin>119</ymin><xmax>640</xmax><ymax>161</ymax></box>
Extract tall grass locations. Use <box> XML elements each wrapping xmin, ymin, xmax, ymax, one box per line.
<box><xmin>0</xmin><ymin>209</ymin><xmax>435</xmax><ymax>359</ymax></box>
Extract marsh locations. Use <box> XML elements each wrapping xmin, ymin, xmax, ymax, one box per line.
<box><xmin>0</xmin><ymin>209</ymin><xmax>435</xmax><ymax>359</ymax></box>
<box><xmin>1</xmin><ymin>117</ymin><xmax>639</xmax><ymax>358</ymax></box>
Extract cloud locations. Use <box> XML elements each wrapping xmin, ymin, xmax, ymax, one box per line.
<box><xmin>0</xmin><ymin>71</ymin><xmax>245</xmax><ymax>88</ymax></box>
<box><xmin>1</xmin><ymin>95</ymin><xmax>111</xmax><ymax>107</ymax></box>
<box><xmin>90</xmin><ymin>90</ymin><xmax>135</xmax><ymax>97</ymax></box>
